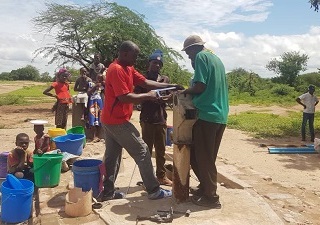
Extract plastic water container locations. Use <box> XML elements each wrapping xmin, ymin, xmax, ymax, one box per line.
<box><xmin>0</xmin><ymin>152</ymin><xmax>9</xmax><ymax>178</ymax></box>
<box><xmin>48</xmin><ymin>128</ymin><xmax>67</xmax><ymax>137</ymax></box>
<box><xmin>67</xmin><ymin>126</ymin><xmax>85</xmax><ymax>135</ymax></box>
<box><xmin>166</xmin><ymin>126</ymin><xmax>173</xmax><ymax>146</ymax></box>
<box><xmin>72</xmin><ymin>159</ymin><xmax>102</xmax><ymax>198</ymax></box>
<box><xmin>48</xmin><ymin>128</ymin><xmax>67</xmax><ymax>150</ymax></box>
<box><xmin>33</xmin><ymin>154</ymin><xmax>63</xmax><ymax>187</ymax></box>
<box><xmin>53</xmin><ymin>134</ymin><xmax>85</xmax><ymax>156</ymax></box>
<box><xmin>67</xmin><ymin>126</ymin><xmax>86</xmax><ymax>146</ymax></box>
<box><xmin>1</xmin><ymin>178</ymin><xmax>34</xmax><ymax>223</ymax></box>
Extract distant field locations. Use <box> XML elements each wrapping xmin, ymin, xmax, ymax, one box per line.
<box><xmin>0</xmin><ymin>81</ymin><xmax>76</xmax><ymax>105</ymax></box>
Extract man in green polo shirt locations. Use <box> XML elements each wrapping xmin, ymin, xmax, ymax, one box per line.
<box><xmin>180</xmin><ymin>35</ymin><xmax>229</xmax><ymax>208</ymax></box>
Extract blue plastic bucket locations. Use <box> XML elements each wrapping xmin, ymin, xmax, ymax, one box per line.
<box><xmin>166</xmin><ymin>126</ymin><xmax>173</xmax><ymax>146</ymax></box>
<box><xmin>1</xmin><ymin>179</ymin><xmax>34</xmax><ymax>223</ymax></box>
<box><xmin>53</xmin><ymin>134</ymin><xmax>85</xmax><ymax>156</ymax></box>
<box><xmin>72</xmin><ymin>159</ymin><xmax>102</xmax><ymax>198</ymax></box>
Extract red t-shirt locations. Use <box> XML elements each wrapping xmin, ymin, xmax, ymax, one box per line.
<box><xmin>101</xmin><ymin>59</ymin><xmax>146</xmax><ymax>124</ymax></box>
<box><xmin>52</xmin><ymin>82</ymin><xmax>72</xmax><ymax>104</ymax></box>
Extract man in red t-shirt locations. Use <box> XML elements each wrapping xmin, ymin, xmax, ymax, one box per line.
<box><xmin>99</xmin><ymin>41</ymin><xmax>182</xmax><ymax>201</ymax></box>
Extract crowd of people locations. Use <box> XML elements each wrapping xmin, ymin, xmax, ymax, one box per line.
<box><xmin>7</xmin><ymin>34</ymin><xmax>248</xmax><ymax>209</ymax></box>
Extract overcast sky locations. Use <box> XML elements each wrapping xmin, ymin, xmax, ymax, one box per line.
<box><xmin>1</xmin><ymin>0</ymin><xmax>320</xmax><ymax>78</ymax></box>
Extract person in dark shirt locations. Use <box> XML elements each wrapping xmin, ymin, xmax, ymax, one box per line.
<box><xmin>135</xmin><ymin>49</ymin><xmax>172</xmax><ymax>186</ymax></box>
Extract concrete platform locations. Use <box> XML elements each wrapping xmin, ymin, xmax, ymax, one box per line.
<box><xmin>95</xmin><ymin>149</ymin><xmax>283</xmax><ymax>225</ymax></box>
<box><xmin>35</xmin><ymin>145</ymin><xmax>284</xmax><ymax>225</ymax></box>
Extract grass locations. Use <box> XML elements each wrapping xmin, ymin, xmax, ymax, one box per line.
<box><xmin>228</xmin><ymin>111</ymin><xmax>320</xmax><ymax>139</ymax></box>
<box><xmin>4</xmin><ymin>84</ymin><xmax>49</xmax><ymax>97</ymax></box>
<box><xmin>229</xmin><ymin>89</ymin><xmax>299</xmax><ymax>107</ymax></box>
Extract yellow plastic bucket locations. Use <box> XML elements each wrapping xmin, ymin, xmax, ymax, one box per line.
<box><xmin>48</xmin><ymin>128</ymin><xmax>67</xmax><ymax>149</ymax></box>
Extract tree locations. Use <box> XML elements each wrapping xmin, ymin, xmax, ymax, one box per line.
<box><xmin>310</xmin><ymin>0</ymin><xmax>320</xmax><ymax>11</ymax></box>
<box><xmin>10</xmin><ymin>65</ymin><xmax>40</xmax><ymax>81</ymax></box>
<box><xmin>0</xmin><ymin>72</ymin><xmax>12</xmax><ymax>80</ymax></box>
<box><xmin>32</xmin><ymin>2</ymin><xmax>189</xmax><ymax>84</ymax></box>
<box><xmin>162</xmin><ymin>64</ymin><xmax>192</xmax><ymax>85</ymax></box>
<box><xmin>39</xmin><ymin>72</ymin><xmax>53</xmax><ymax>82</ymax></box>
<box><xmin>227</xmin><ymin>68</ymin><xmax>261</xmax><ymax>95</ymax></box>
<box><xmin>266</xmin><ymin>51</ymin><xmax>308</xmax><ymax>86</ymax></box>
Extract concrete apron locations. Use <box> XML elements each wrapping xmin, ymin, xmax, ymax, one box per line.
<box><xmin>36</xmin><ymin>149</ymin><xmax>283</xmax><ymax>225</ymax></box>
<box><xmin>96</xmin><ymin>151</ymin><xmax>283</xmax><ymax>225</ymax></box>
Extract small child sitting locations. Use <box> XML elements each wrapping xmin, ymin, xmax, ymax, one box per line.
<box><xmin>31</xmin><ymin>120</ymin><xmax>78</xmax><ymax>172</ymax></box>
<box><xmin>7</xmin><ymin>133</ymin><xmax>34</xmax><ymax>181</ymax></box>
<box><xmin>33</xmin><ymin>120</ymin><xmax>51</xmax><ymax>155</ymax></box>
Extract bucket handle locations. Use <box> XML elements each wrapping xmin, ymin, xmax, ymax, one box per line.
<box><xmin>33</xmin><ymin>158</ymin><xmax>55</xmax><ymax>173</ymax></box>
<box><xmin>1</xmin><ymin>193</ymin><xmax>13</xmax><ymax>204</ymax></box>
<box><xmin>1</xmin><ymin>192</ymin><xmax>31</xmax><ymax>204</ymax></box>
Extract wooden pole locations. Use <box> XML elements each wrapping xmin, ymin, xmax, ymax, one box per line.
<box><xmin>71</xmin><ymin>97</ymin><xmax>85</xmax><ymax>127</ymax></box>
<box><xmin>172</xmin><ymin>144</ymin><xmax>190</xmax><ymax>203</ymax></box>
<box><xmin>171</xmin><ymin>93</ymin><xmax>197</xmax><ymax>203</ymax></box>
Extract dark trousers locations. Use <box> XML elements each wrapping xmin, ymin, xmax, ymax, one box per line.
<box><xmin>191</xmin><ymin>119</ymin><xmax>226</xmax><ymax>198</ymax></box>
<box><xmin>301</xmin><ymin>112</ymin><xmax>315</xmax><ymax>141</ymax></box>
<box><xmin>140</xmin><ymin>122</ymin><xmax>167</xmax><ymax>178</ymax></box>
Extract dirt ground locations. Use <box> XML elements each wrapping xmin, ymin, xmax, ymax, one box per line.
<box><xmin>0</xmin><ymin>82</ymin><xmax>319</xmax><ymax>224</ymax></box>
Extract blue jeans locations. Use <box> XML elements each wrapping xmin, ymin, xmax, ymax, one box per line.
<box><xmin>301</xmin><ymin>112</ymin><xmax>315</xmax><ymax>141</ymax></box>
<box><xmin>102</xmin><ymin>122</ymin><xmax>160</xmax><ymax>196</ymax></box>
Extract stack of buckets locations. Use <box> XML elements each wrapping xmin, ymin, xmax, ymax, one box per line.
<box><xmin>1</xmin><ymin>174</ymin><xmax>34</xmax><ymax>223</ymax></box>
<box><xmin>52</xmin><ymin>126</ymin><xmax>86</xmax><ymax>156</ymax></box>
<box><xmin>67</xmin><ymin>126</ymin><xmax>86</xmax><ymax>147</ymax></box>
<box><xmin>48</xmin><ymin>128</ymin><xmax>67</xmax><ymax>150</ymax></box>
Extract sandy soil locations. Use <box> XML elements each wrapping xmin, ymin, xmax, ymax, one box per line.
<box><xmin>0</xmin><ymin>82</ymin><xmax>319</xmax><ymax>224</ymax></box>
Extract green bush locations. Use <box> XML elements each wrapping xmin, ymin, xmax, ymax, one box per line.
<box><xmin>270</xmin><ymin>84</ymin><xmax>295</xmax><ymax>96</ymax></box>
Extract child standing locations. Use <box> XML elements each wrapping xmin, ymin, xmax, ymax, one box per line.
<box><xmin>43</xmin><ymin>68</ymin><xmax>72</xmax><ymax>130</ymax></box>
<box><xmin>87</xmin><ymin>74</ymin><xmax>104</xmax><ymax>142</ymax></box>
<box><xmin>74</xmin><ymin>67</ymin><xmax>92</xmax><ymax>120</ymax></box>
<box><xmin>7</xmin><ymin>133</ymin><xmax>34</xmax><ymax>180</ymax></box>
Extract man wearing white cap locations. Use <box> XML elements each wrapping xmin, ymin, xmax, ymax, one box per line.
<box><xmin>180</xmin><ymin>35</ymin><xmax>229</xmax><ymax>208</ymax></box>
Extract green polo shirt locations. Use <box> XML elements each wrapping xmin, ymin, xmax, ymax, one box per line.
<box><xmin>192</xmin><ymin>50</ymin><xmax>229</xmax><ymax>124</ymax></box>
